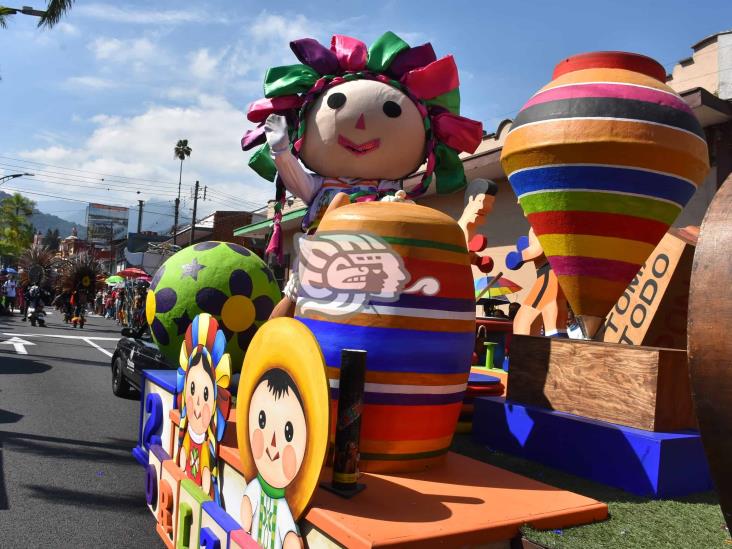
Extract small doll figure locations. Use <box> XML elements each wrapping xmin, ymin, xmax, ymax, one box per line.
<box><xmin>177</xmin><ymin>313</ymin><xmax>232</xmax><ymax>503</ymax></box>
<box><xmin>236</xmin><ymin>317</ymin><xmax>329</xmax><ymax>549</ymax></box>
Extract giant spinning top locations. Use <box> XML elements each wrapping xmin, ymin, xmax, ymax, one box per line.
<box><xmin>501</xmin><ymin>51</ymin><xmax>710</xmax><ymax>337</ymax></box>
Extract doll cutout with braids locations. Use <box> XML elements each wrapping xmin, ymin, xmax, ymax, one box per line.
<box><xmin>176</xmin><ymin>313</ymin><xmax>232</xmax><ymax>504</ymax></box>
<box><xmin>241</xmin><ymin>31</ymin><xmax>484</xmax><ymax>315</ymax></box>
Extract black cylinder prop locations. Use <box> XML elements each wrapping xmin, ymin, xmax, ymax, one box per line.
<box><xmin>328</xmin><ymin>348</ymin><xmax>367</xmax><ymax>497</ymax></box>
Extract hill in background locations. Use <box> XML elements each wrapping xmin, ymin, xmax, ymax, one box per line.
<box><xmin>0</xmin><ymin>190</ymin><xmax>87</xmax><ymax>239</ymax></box>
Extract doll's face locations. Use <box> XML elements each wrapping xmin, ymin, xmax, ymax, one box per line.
<box><xmin>248</xmin><ymin>376</ymin><xmax>307</xmax><ymax>489</ymax></box>
<box><xmin>184</xmin><ymin>361</ymin><xmax>215</xmax><ymax>436</ymax></box>
<box><xmin>300</xmin><ymin>79</ymin><xmax>426</xmax><ymax>180</ymax></box>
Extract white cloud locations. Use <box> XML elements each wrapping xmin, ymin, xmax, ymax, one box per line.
<box><xmin>56</xmin><ymin>22</ymin><xmax>80</xmax><ymax>36</ymax></box>
<box><xmin>75</xmin><ymin>4</ymin><xmax>211</xmax><ymax>25</ymax></box>
<box><xmin>249</xmin><ymin>12</ymin><xmax>319</xmax><ymax>45</ymax></box>
<box><xmin>64</xmin><ymin>76</ymin><xmax>117</xmax><ymax>90</ymax></box>
<box><xmin>189</xmin><ymin>48</ymin><xmax>224</xmax><ymax>80</ymax></box>
<box><xmin>16</xmin><ymin>95</ymin><xmax>270</xmax><ymax>212</ymax></box>
<box><xmin>89</xmin><ymin>37</ymin><xmax>156</xmax><ymax>62</ymax></box>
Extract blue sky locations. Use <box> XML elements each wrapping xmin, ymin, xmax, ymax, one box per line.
<box><xmin>1</xmin><ymin>0</ymin><xmax>731</xmax><ymax>229</ymax></box>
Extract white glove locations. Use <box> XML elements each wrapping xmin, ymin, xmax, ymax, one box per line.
<box><xmin>379</xmin><ymin>190</ymin><xmax>414</xmax><ymax>203</ymax></box>
<box><xmin>264</xmin><ymin>114</ymin><xmax>291</xmax><ymax>155</ymax></box>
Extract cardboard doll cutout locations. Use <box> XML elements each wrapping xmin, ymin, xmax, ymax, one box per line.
<box><xmin>176</xmin><ymin>313</ymin><xmax>232</xmax><ymax>504</ymax></box>
<box><xmin>506</xmin><ymin>229</ymin><xmax>569</xmax><ymax>337</ymax></box>
<box><xmin>236</xmin><ymin>317</ymin><xmax>329</xmax><ymax>549</ymax></box>
<box><xmin>241</xmin><ymin>31</ymin><xmax>484</xmax><ymax>263</ymax></box>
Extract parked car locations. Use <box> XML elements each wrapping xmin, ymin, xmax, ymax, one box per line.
<box><xmin>111</xmin><ymin>326</ymin><xmax>174</xmax><ymax>397</ymax></box>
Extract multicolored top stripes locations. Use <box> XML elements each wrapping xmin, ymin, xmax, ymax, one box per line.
<box><xmin>296</xmin><ymin>202</ymin><xmax>475</xmax><ymax>467</ymax></box>
<box><xmin>501</xmin><ymin>53</ymin><xmax>709</xmax><ymax>318</ymax></box>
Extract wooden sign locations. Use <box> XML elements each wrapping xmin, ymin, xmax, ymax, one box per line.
<box><xmin>601</xmin><ymin>228</ymin><xmax>697</xmax><ymax>349</ymax></box>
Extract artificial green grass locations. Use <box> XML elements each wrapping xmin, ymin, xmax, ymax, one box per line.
<box><xmin>451</xmin><ymin>434</ymin><xmax>729</xmax><ymax>548</ymax></box>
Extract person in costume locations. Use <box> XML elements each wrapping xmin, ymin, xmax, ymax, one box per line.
<box><xmin>237</xmin><ymin>318</ymin><xmax>329</xmax><ymax>549</ymax></box>
<box><xmin>241</xmin><ymin>31</ymin><xmax>483</xmax><ymax>311</ymax></box>
<box><xmin>176</xmin><ymin>313</ymin><xmax>232</xmax><ymax>503</ymax></box>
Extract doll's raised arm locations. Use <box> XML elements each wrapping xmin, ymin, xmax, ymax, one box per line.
<box><xmin>265</xmin><ymin>114</ymin><xmax>319</xmax><ymax>203</ymax></box>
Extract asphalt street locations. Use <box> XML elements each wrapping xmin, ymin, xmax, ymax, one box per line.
<box><xmin>0</xmin><ymin>310</ymin><xmax>160</xmax><ymax>547</ymax></box>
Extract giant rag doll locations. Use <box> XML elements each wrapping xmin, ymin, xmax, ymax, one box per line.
<box><xmin>241</xmin><ymin>31</ymin><xmax>483</xmax><ymax>312</ymax></box>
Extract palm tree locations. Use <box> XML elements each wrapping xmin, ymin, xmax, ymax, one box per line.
<box><xmin>173</xmin><ymin>139</ymin><xmax>192</xmax><ymax>237</ymax></box>
<box><xmin>0</xmin><ymin>7</ymin><xmax>15</xmax><ymax>28</ymax></box>
<box><xmin>38</xmin><ymin>0</ymin><xmax>75</xmax><ymax>28</ymax></box>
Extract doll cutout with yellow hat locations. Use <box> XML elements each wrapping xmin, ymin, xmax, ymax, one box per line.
<box><xmin>176</xmin><ymin>313</ymin><xmax>232</xmax><ymax>504</ymax></box>
<box><xmin>241</xmin><ymin>31</ymin><xmax>484</xmax><ymax>314</ymax></box>
<box><xmin>236</xmin><ymin>317</ymin><xmax>329</xmax><ymax>549</ymax></box>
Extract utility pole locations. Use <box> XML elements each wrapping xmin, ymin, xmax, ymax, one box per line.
<box><xmin>109</xmin><ymin>221</ymin><xmax>114</xmax><ymax>274</ymax></box>
<box><xmin>173</xmin><ymin>196</ymin><xmax>180</xmax><ymax>243</ymax></box>
<box><xmin>137</xmin><ymin>200</ymin><xmax>144</xmax><ymax>233</ymax></box>
<box><xmin>189</xmin><ymin>180</ymin><xmax>200</xmax><ymax>246</ymax></box>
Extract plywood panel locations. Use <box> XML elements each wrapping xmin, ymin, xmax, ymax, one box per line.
<box><xmin>506</xmin><ymin>335</ymin><xmax>694</xmax><ymax>431</ymax></box>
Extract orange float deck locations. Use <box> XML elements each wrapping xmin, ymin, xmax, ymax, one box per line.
<box><xmin>305</xmin><ymin>452</ymin><xmax>607</xmax><ymax>548</ymax></box>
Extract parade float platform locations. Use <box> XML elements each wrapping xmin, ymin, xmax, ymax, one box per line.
<box><xmin>167</xmin><ymin>414</ymin><xmax>608</xmax><ymax>548</ymax></box>
<box><xmin>301</xmin><ymin>452</ymin><xmax>607</xmax><ymax>548</ymax></box>
<box><xmin>472</xmin><ymin>396</ymin><xmax>712</xmax><ymax>498</ymax></box>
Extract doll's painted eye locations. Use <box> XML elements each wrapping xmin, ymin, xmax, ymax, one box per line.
<box><xmin>258</xmin><ymin>410</ymin><xmax>266</xmax><ymax>429</ymax></box>
<box><xmin>190</xmin><ymin>381</ymin><xmax>195</xmax><ymax>396</ymax></box>
<box><xmin>284</xmin><ymin>421</ymin><xmax>294</xmax><ymax>442</ymax></box>
<box><xmin>327</xmin><ymin>92</ymin><xmax>347</xmax><ymax>109</ymax></box>
<box><xmin>203</xmin><ymin>386</ymin><xmax>209</xmax><ymax>402</ymax></box>
<box><xmin>383</xmin><ymin>100</ymin><xmax>402</xmax><ymax>118</ymax></box>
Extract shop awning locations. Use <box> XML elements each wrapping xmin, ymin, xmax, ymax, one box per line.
<box><xmin>233</xmin><ymin>207</ymin><xmax>307</xmax><ymax>237</ymax></box>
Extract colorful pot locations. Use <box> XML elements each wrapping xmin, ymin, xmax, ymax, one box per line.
<box><xmin>296</xmin><ymin>201</ymin><xmax>475</xmax><ymax>472</ymax></box>
<box><xmin>501</xmin><ymin>51</ymin><xmax>709</xmax><ymax>333</ymax></box>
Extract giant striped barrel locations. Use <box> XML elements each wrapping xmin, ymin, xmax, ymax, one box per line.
<box><xmin>295</xmin><ymin>201</ymin><xmax>475</xmax><ymax>472</ymax></box>
<box><xmin>501</xmin><ymin>52</ymin><xmax>709</xmax><ymax>334</ymax></box>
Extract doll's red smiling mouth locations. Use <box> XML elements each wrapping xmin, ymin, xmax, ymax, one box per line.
<box><xmin>266</xmin><ymin>448</ymin><xmax>280</xmax><ymax>461</ymax></box>
<box><xmin>338</xmin><ymin>134</ymin><xmax>380</xmax><ymax>155</ymax></box>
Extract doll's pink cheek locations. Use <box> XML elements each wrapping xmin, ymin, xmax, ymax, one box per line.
<box><xmin>283</xmin><ymin>444</ymin><xmax>297</xmax><ymax>481</ymax></box>
<box><xmin>252</xmin><ymin>429</ymin><xmax>264</xmax><ymax>459</ymax></box>
<box><xmin>202</xmin><ymin>406</ymin><xmax>212</xmax><ymax>427</ymax></box>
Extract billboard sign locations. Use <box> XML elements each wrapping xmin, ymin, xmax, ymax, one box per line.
<box><xmin>86</xmin><ymin>203</ymin><xmax>129</xmax><ymax>244</ymax></box>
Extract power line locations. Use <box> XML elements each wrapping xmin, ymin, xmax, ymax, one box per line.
<box><xmin>1</xmin><ymin>156</ymin><xmax>265</xmax><ymax>210</ymax></box>
<box><xmin>0</xmin><ymin>155</ymin><xmax>184</xmax><ymax>188</ymax></box>
<box><xmin>11</xmin><ymin>176</ymin><xmax>181</xmax><ymax>198</ymax></box>
<box><xmin>2</xmin><ymin>186</ymin><xmax>180</xmax><ymax>219</ymax></box>
<box><xmin>0</xmin><ymin>160</ymin><xmax>181</xmax><ymax>190</ymax></box>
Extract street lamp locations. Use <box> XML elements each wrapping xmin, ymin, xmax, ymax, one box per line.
<box><xmin>2</xmin><ymin>6</ymin><xmax>47</xmax><ymax>17</ymax></box>
<box><xmin>0</xmin><ymin>173</ymin><xmax>34</xmax><ymax>185</ymax></box>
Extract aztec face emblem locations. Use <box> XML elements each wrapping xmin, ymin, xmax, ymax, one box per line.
<box><xmin>297</xmin><ymin>232</ymin><xmax>438</xmax><ymax>318</ymax></box>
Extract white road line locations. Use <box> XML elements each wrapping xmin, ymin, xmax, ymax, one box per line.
<box><xmin>2</xmin><ymin>333</ymin><xmax>118</xmax><ymax>341</ymax></box>
<box><xmin>82</xmin><ymin>338</ymin><xmax>114</xmax><ymax>358</ymax></box>
<box><xmin>1</xmin><ymin>332</ymin><xmax>117</xmax><ymax>358</ymax></box>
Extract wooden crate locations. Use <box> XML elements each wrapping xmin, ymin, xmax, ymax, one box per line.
<box><xmin>506</xmin><ymin>336</ymin><xmax>696</xmax><ymax>431</ymax></box>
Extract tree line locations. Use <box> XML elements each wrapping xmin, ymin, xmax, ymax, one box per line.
<box><xmin>0</xmin><ymin>192</ymin><xmax>63</xmax><ymax>265</ymax></box>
